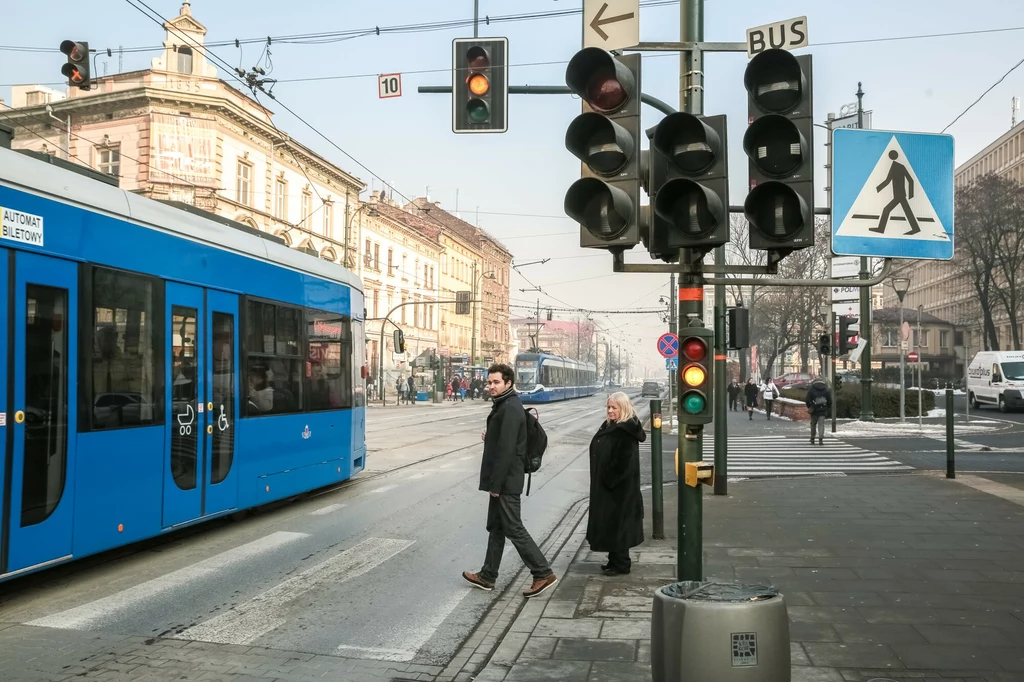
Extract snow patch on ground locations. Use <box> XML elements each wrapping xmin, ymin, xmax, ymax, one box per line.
<box><xmin>835</xmin><ymin>420</ymin><xmax>1000</xmax><ymax>437</ymax></box>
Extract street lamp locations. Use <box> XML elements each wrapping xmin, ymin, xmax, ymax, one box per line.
<box><xmin>344</xmin><ymin>202</ymin><xmax>378</xmax><ymax>270</ymax></box>
<box><xmin>471</xmin><ymin>268</ymin><xmax>497</xmax><ymax>366</ymax></box>
<box><xmin>891</xmin><ymin>276</ymin><xmax>911</xmax><ymax>422</ymax></box>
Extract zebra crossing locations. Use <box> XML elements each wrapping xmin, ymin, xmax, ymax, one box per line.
<box><xmin>642</xmin><ymin>435</ymin><xmax>913</xmax><ymax>479</ymax></box>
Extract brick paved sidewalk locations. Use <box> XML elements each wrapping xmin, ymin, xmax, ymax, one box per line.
<box><xmin>474</xmin><ymin>472</ymin><xmax>1024</xmax><ymax>681</ymax></box>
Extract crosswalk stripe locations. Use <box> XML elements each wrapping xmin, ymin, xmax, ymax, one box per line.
<box><xmin>27</xmin><ymin>531</ymin><xmax>309</xmax><ymax>630</ymax></box>
<box><xmin>641</xmin><ymin>436</ymin><xmax>912</xmax><ymax>478</ymax></box>
<box><xmin>174</xmin><ymin>537</ymin><xmax>414</xmax><ymax>646</ymax></box>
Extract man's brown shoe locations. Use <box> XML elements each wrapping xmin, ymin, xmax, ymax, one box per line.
<box><xmin>523</xmin><ymin>573</ymin><xmax>557</xmax><ymax>598</ymax></box>
<box><xmin>462</xmin><ymin>571</ymin><xmax>494</xmax><ymax>591</ymax></box>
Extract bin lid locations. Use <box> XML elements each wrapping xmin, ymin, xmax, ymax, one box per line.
<box><xmin>659</xmin><ymin>581</ymin><xmax>778</xmax><ymax>602</ymax></box>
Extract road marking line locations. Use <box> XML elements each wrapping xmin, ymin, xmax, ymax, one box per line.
<box><xmin>26</xmin><ymin>531</ymin><xmax>308</xmax><ymax>630</ymax></box>
<box><xmin>368</xmin><ymin>484</ymin><xmax>399</xmax><ymax>494</ymax></box>
<box><xmin>335</xmin><ymin>645</ymin><xmax>421</xmax><ymax>661</ymax></box>
<box><xmin>405</xmin><ymin>472</ymin><xmax>433</xmax><ymax>480</ymax></box>
<box><xmin>336</xmin><ymin>589</ymin><xmax>467</xmax><ymax>662</ymax></box>
<box><xmin>175</xmin><ymin>537</ymin><xmax>414</xmax><ymax>645</ymax></box>
<box><xmin>309</xmin><ymin>503</ymin><xmax>346</xmax><ymax>516</ymax></box>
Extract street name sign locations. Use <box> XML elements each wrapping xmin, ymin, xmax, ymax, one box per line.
<box><xmin>583</xmin><ymin>0</ymin><xmax>639</xmax><ymax>50</ymax></box>
<box><xmin>832</xmin><ymin>128</ymin><xmax>954</xmax><ymax>260</ymax></box>
<box><xmin>657</xmin><ymin>333</ymin><xmax>679</xmax><ymax>358</ymax></box>
<box><xmin>746</xmin><ymin>16</ymin><xmax>807</xmax><ymax>58</ymax></box>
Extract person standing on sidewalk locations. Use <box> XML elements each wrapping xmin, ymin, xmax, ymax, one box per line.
<box><xmin>727</xmin><ymin>380</ymin><xmax>741</xmax><ymax>411</ymax></box>
<box><xmin>762</xmin><ymin>377</ymin><xmax>779</xmax><ymax>420</ymax></box>
<box><xmin>586</xmin><ymin>391</ymin><xmax>645</xmax><ymax>576</ymax></box>
<box><xmin>744</xmin><ymin>378</ymin><xmax>759</xmax><ymax>420</ymax></box>
<box><xmin>407</xmin><ymin>375</ymin><xmax>416</xmax><ymax>404</ymax></box>
<box><xmin>804</xmin><ymin>377</ymin><xmax>832</xmax><ymax>445</ymax></box>
<box><xmin>463</xmin><ymin>363</ymin><xmax>558</xmax><ymax>598</ymax></box>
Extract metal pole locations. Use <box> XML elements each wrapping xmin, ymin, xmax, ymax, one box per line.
<box><xmin>713</xmin><ymin>294</ymin><xmax>727</xmax><ymax>495</ymax></box>
<box><xmin>900</xmin><ymin>304</ymin><xmax>906</xmax><ymax>422</ymax></box>
<box><xmin>651</xmin><ymin>399</ymin><xmax>665</xmax><ymax>539</ymax></box>
<box><xmin>918</xmin><ymin>305</ymin><xmax>923</xmax><ymax>430</ymax></box>
<box><xmin>945</xmin><ymin>384</ymin><xmax>955</xmax><ymax>478</ymax></box>
<box><xmin>831</xmin><ymin>312</ymin><xmax>837</xmax><ymax>432</ymax></box>
<box><xmin>964</xmin><ymin>333</ymin><xmax>971</xmax><ymax>423</ymax></box>
<box><xmin>473</xmin><ymin>0</ymin><xmax>479</xmax><ymax>37</ymax></box>
<box><xmin>471</xmin><ymin>262</ymin><xmax>477</xmax><ymax>366</ymax></box>
<box><xmin>669</xmin><ymin>273</ymin><xmax>677</xmax><ymax>411</ymax></box>
<box><xmin>856</xmin><ymin>84</ymin><xmax>874</xmax><ymax>421</ymax></box>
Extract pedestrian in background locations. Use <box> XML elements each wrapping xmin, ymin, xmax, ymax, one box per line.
<box><xmin>727</xmin><ymin>380</ymin><xmax>740</xmax><ymax>411</ymax></box>
<box><xmin>407</xmin><ymin>375</ymin><xmax>416</xmax><ymax>404</ymax></box>
<box><xmin>463</xmin><ymin>364</ymin><xmax>558</xmax><ymax>598</ymax></box>
<box><xmin>396</xmin><ymin>376</ymin><xmax>405</xmax><ymax>406</ymax></box>
<box><xmin>744</xmin><ymin>378</ymin><xmax>759</xmax><ymax>420</ymax></box>
<box><xmin>804</xmin><ymin>376</ymin><xmax>832</xmax><ymax>445</ymax></box>
<box><xmin>586</xmin><ymin>391</ymin><xmax>645</xmax><ymax>575</ymax></box>
<box><xmin>762</xmin><ymin>377</ymin><xmax>779</xmax><ymax>420</ymax></box>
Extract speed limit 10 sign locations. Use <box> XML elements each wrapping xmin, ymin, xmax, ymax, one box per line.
<box><xmin>378</xmin><ymin>73</ymin><xmax>402</xmax><ymax>99</ymax></box>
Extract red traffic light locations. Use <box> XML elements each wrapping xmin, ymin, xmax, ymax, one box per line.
<box><xmin>565</xmin><ymin>48</ymin><xmax>636</xmax><ymax>115</ymax></box>
<box><xmin>467</xmin><ymin>46</ymin><xmax>490</xmax><ymax>70</ymax></box>
<box><xmin>681</xmin><ymin>337</ymin><xmax>707</xmax><ymax>362</ymax></box>
<box><xmin>586</xmin><ymin>74</ymin><xmax>627</xmax><ymax>113</ymax></box>
<box><xmin>60</xmin><ymin>40</ymin><xmax>86</xmax><ymax>62</ymax></box>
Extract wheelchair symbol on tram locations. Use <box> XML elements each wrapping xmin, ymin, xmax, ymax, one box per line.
<box><xmin>177</xmin><ymin>404</ymin><xmax>195</xmax><ymax>436</ymax></box>
<box><xmin>218</xmin><ymin>404</ymin><xmax>229</xmax><ymax>432</ymax></box>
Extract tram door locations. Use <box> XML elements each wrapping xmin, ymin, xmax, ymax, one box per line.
<box><xmin>1</xmin><ymin>251</ymin><xmax>79</xmax><ymax>577</ymax></box>
<box><xmin>162</xmin><ymin>283</ymin><xmax>239</xmax><ymax>528</ymax></box>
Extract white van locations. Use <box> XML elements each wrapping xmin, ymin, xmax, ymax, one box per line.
<box><xmin>967</xmin><ymin>351</ymin><xmax>1024</xmax><ymax>412</ymax></box>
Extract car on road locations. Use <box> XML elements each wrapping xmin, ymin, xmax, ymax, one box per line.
<box><xmin>967</xmin><ymin>350</ymin><xmax>1024</xmax><ymax>412</ymax></box>
<box><xmin>641</xmin><ymin>381</ymin><xmax>662</xmax><ymax>397</ymax></box>
<box><xmin>775</xmin><ymin>372</ymin><xmax>814</xmax><ymax>390</ymax></box>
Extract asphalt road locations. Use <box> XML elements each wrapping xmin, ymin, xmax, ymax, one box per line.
<box><xmin>0</xmin><ymin>389</ymin><xmax>643</xmax><ymax>671</ymax></box>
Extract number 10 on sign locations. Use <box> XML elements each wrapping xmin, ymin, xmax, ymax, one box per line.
<box><xmin>379</xmin><ymin>73</ymin><xmax>402</xmax><ymax>99</ymax></box>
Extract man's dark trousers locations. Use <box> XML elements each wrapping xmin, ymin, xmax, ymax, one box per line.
<box><xmin>480</xmin><ymin>494</ymin><xmax>552</xmax><ymax>583</ymax></box>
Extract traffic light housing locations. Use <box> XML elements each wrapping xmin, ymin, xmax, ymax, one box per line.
<box><xmin>648</xmin><ymin>113</ymin><xmax>729</xmax><ymax>261</ymax></box>
<box><xmin>564</xmin><ymin>48</ymin><xmax>643</xmax><ymax>252</ymax></box>
<box><xmin>742</xmin><ymin>49</ymin><xmax>814</xmax><ymax>259</ymax></box>
<box><xmin>818</xmin><ymin>333</ymin><xmax>831</xmax><ymax>357</ymax></box>
<box><xmin>452</xmin><ymin>37</ymin><xmax>508</xmax><ymax>133</ymax></box>
<box><xmin>455</xmin><ymin>290</ymin><xmax>471</xmax><ymax>315</ymax></box>
<box><xmin>60</xmin><ymin>40</ymin><xmax>91</xmax><ymax>90</ymax></box>
<box><xmin>839</xmin><ymin>315</ymin><xmax>859</xmax><ymax>354</ymax></box>
<box><xmin>727</xmin><ymin>307</ymin><xmax>749</xmax><ymax>350</ymax></box>
<box><xmin>678</xmin><ymin>326</ymin><xmax>714</xmax><ymax>426</ymax></box>
<box><xmin>393</xmin><ymin>329</ymin><xmax>406</xmax><ymax>354</ymax></box>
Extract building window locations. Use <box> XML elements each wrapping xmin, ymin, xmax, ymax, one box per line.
<box><xmin>236</xmin><ymin>161</ymin><xmax>252</xmax><ymax>207</ymax></box>
<box><xmin>388</xmin><ymin>248</ymin><xmax>395</xmax><ymax>276</ymax></box>
<box><xmin>424</xmin><ymin>263</ymin><xmax>429</xmax><ymax>289</ymax></box>
<box><xmin>442</xmin><ymin>253</ymin><xmax>448</xmax><ymax>274</ymax></box>
<box><xmin>177</xmin><ymin>47</ymin><xmax>194</xmax><ymax>74</ymax></box>
<box><xmin>427</xmin><ymin>304</ymin><xmax>433</xmax><ymax>330</ymax></box>
<box><xmin>402</xmin><ymin>254</ymin><xmax>408</xmax><ymax>281</ymax></box>
<box><xmin>300</xmin><ymin>191</ymin><xmax>312</xmax><ymax>225</ymax></box>
<box><xmin>882</xmin><ymin>330</ymin><xmax>898</xmax><ymax>347</ymax></box>
<box><xmin>97</xmin><ymin>146</ymin><xmax>120</xmax><ymax>178</ymax></box>
<box><xmin>372</xmin><ymin>289</ymin><xmax>379</xmax><ymax>318</ymax></box>
<box><xmin>373</xmin><ymin>243</ymin><xmax>380</xmax><ymax>271</ymax></box>
<box><xmin>401</xmin><ymin>296</ymin><xmax>407</xmax><ymax>324</ymax></box>
<box><xmin>323</xmin><ymin>202</ymin><xmax>333</xmax><ymax>237</ymax></box>
<box><xmin>414</xmin><ymin>259</ymin><xmax>420</xmax><ymax>287</ymax></box>
<box><xmin>940</xmin><ymin>330</ymin><xmax>949</xmax><ymax>349</ymax></box>
<box><xmin>364</xmin><ymin>239</ymin><xmax>372</xmax><ymax>269</ymax></box>
<box><xmin>275</xmin><ymin>179</ymin><xmax>287</xmax><ymax>220</ymax></box>
<box><xmin>912</xmin><ymin>330</ymin><xmax>929</xmax><ymax>347</ymax></box>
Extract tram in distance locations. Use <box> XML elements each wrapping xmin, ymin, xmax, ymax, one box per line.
<box><xmin>514</xmin><ymin>352</ymin><xmax>599</xmax><ymax>403</ymax></box>
<box><xmin>0</xmin><ymin>145</ymin><xmax>366</xmax><ymax>583</ymax></box>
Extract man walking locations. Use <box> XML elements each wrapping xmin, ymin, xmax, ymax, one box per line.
<box><xmin>804</xmin><ymin>376</ymin><xmax>832</xmax><ymax>445</ymax></box>
<box><xmin>727</xmin><ymin>380</ymin><xmax>740</xmax><ymax>411</ymax></box>
<box><xmin>463</xmin><ymin>363</ymin><xmax>557</xmax><ymax>598</ymax></box>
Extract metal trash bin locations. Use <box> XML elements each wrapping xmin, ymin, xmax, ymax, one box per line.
<box><xmin>651</xmin><ymin>581</ymin><xmax>790</xmax><ymax>681</ymax></box>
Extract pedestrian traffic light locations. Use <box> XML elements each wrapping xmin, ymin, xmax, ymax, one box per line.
<box><xmin>818</xmin><ymin>333</ymin><xmax>831</xmax><ymax>357</ymax></box>
<box><xmin>452</xmin><ymin>37</ymin><xmax>508</xmax><ymax>133</ymax></box>
<box><xmin>678</xmin><ymin>326</ymin><xmax>714</xmax><ymax>426</ymax></box>
<box><xmin>60</xmin><ymin>40</ymin><xmax>91</xmax><ymax>90</ymax></box>
<box><xmin>455</xmin><ymin>290</ymin><xmax>471</xmax><ymax>315</ymax></box>
<box><xmin>648</xmin><ymin>113</ymin><xmax>729</xmax><ymax>260</ymax></box>
<box><xmin>839</xmin><ymin>315</ymin><xmax>859</xmax><ymax>354</ymax></box>
<box><xmin>393</xmin><ymin>329</ymin><xmax>406</xmax><ymax>354</ymax></box>
<box><xmin>742</xmin><ymin>48</ymin><xmax>814</xmax><ymax>260</ymax></box>
<box><xmin>564</xmin><ymin>48</ymin><xmax>643</xmax><ymax>251</ymax></box>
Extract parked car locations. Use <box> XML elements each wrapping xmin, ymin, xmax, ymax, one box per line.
<box><xmin>641</xmin><ymin>381</ymin><xmax>662</xmax><ymax>397</ymax></box>
<box><xmin>774</xmin><ymin>372</ymin><xmax>814</xmax><ymax>390</ymax></box>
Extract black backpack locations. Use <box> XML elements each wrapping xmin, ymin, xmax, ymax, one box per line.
<box><xmin>524</xmin><ymin>407</ymin><xmax>548</xmax><ymax>495</ymax></box>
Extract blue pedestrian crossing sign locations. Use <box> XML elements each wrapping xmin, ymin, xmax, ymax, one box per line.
<box><xmin>666</xmin><ymin>357</ymin><xmax>678</xmax><ymax>370</ymax></box>
<box><xmin>832</xmin><ymin>128</ymin><xmax>954</xmax><ymax>260</ymax></box>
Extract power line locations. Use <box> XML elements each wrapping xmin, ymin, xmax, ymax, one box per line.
<box><xmin>941</xmin><ymin>53</ymin><xmax>1024</xmax><ymax>133</ymax></box>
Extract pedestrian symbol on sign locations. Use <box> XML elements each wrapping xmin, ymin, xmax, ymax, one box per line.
<box><xmin>870</xmin><ymin>151</ymin><xmax>921</xmax><ymax>236</ymax></box>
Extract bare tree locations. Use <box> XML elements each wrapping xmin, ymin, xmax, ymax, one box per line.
<box><xmin>982</xmin><ymin>175</ymin><xmax>1024</xmax><ymax>348</ymax></box>
<box><xmin>724</xmin><ymin>214</ymin><xmax>767</xmax><ymax>379</ymax></box>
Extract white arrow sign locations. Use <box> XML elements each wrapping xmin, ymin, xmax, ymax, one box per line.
<box><xmin>583</xmin><ymin>0</ymin><xmax>639</xmax><ymax>50</ymax></box>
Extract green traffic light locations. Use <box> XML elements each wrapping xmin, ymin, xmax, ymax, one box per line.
<box><xmin>682</xmin><ymin>392</ymin><xmax>706</xmax><ymax>414</ymax></box>
<box><xmin>467</xmin><ymin>99</ymin><xmax>489</xmax><ymax>123</ymax></box>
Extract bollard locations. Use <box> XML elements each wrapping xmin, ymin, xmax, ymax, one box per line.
<box><xmin>651</xmin><ymin>399</ymin><xmax>665</xmax><ymax>540</ymax></box>
<box><xmin>946</xmin><ymin>383</ymin><xmax>955</xmax><ymax>479</ymax></box>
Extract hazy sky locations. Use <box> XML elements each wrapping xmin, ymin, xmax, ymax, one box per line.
<box><xmin>3</xmin><ymin>0</ymin><xmax>1022</xmax><ymax>377</ymax></box>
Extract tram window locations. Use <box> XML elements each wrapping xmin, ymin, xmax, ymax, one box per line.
<box><xmin>244</xmin><ymin>298</ymin><xmax>304</xmax><ymax>416</ymax></box>
<box><xmin>87</xmin><ymin>268</ymin><xmax>160</xmax><ymax>430</ymax></box>
<box><xmin>211</xmin><ymin>312</ymin><xmax>235</xmax><ymax>484</ymax></box>
<box><xmin>306</xmin><ymin>310</ymin><xmax>351</xmax><ymax>411</ymax></box>
<box><xmin>22</xmin><ymin>285</ymin><xmax>69</xmax><ymax>526</ymax></box>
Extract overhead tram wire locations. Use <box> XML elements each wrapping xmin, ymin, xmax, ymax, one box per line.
<box><xmin>941</xmin><ymin>53</ymin><xmax>1024</xmax><ymax>133</ymax></box>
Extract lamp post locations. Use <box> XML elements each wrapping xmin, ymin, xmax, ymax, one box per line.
<box><xmin>344</xmin><ymin>202</ymin><xmax>378</xmax><ymax>270</ymax></box>
<box><xmin>471</xmin><ymin>266</ymin><xmax>496</xmax><ymax>366</ymax></box>
<box><xmin>918</xmin><ymin>304</ymin><xmax>924</xmax><ymax>429</ymax></box>
<box><xmin>891</xmin><ymin>277</ymin><xmax>911</xmax><ymax>422</ymax></box>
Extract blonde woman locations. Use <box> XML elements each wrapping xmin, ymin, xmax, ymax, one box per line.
<box><xmin>586</xmin><ymin>391</ymin><xmax>646</xmax><ymax>575</ymax></box>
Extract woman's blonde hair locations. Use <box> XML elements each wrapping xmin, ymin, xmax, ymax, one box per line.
<box><xmin>607</xmin><ymin>391</ymin><xmax>636</xmax><ymax>422</ymax></box>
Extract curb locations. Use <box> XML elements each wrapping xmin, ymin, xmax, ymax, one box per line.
<box><xmin>435</xmin><ymin>498</ymin><xmax>590</xmax><ymax>682</ymax></box>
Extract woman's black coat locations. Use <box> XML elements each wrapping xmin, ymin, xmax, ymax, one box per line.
<box><xmin>586</xmin><ymin>416</ymin><xmax>646</xmax><ymax>553</ymax></box>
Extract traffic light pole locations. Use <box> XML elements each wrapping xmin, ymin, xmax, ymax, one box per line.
<box><xmin>677</xmin><ymin>0</ymin><xmax>705</xmax><ymax>584</ymax></box>
<box><xmin>669</xmin><ymin>274</ymin><xmax>676</xmax><ymax>412</ymax></box>
<box><xmin>856</xmin><ymin>85</ymin><xmax>874</xmax><ymax>421</ymax></box>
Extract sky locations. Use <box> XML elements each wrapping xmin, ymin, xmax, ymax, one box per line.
<box><xmin>2</xmin><ymin>0</ymin><xmax>1023</xmax><ymax>378</ymax></box>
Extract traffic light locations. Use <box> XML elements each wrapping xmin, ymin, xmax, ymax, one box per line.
<box><xmin>742</xmin><ymin>48</ymin><xmax>814</xmax><ymax>259</ymax></box>
<box><xmin>818</xmin><ymin>333</ymin><xmax>831</xmax><ymax>357</ymax></box>
<box><xmin>455</xmin><ymin>290</ymin><xmax>471</xmax><ymax>315</ymax></box>
<box><xmin>727</xmin><ymin>307</ymin><xmax>749</xmax><ymax>350</ymax></box>
<box><xmin>60</xmin><ymin>40</ymin><xmax>91</xmax><ymax>90</ymax></box>
<box><xmin>393</xmin><ymin>329</ymin><xmax>406</xmax><ymax>354</ymax></box>
<box><xmin>648</xmin><ymin>113</ymin><xmax>729</xmax><ymax>261</ymax></box>
<box><xmin>452</xmin><ymin>38</ymin><xmax>508</xmax><ymax>133</ymax></box>
<box><xmin>564</xmin><ymin>48</ymin><xmax>643</xmax><ymax>251</ymax></box>
<box><xmin>838</xmin><ymin>315</ymin><xmax>859</xmax><ymax>354</ymax></box>
<box><xmin>678</xmin><ymin>326</ymin><xmax>714</xmax><ymax>426</ymax></box>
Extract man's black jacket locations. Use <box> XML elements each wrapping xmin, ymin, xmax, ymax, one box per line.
<box><xmin>479</xmin><ymin>387</ymin><xmax>527</xmax><ymax>495</ymax></box>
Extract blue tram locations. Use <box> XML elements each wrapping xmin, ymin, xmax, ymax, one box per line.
<box><xmin>0</xmin><ymin>146</ymin><xmax>365</xmax><ymax>583</ymax></box>
<box><xmin>514</xmin><ymin>352</ymin><xmax>599</xmax><ymax>403</ymax></box>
